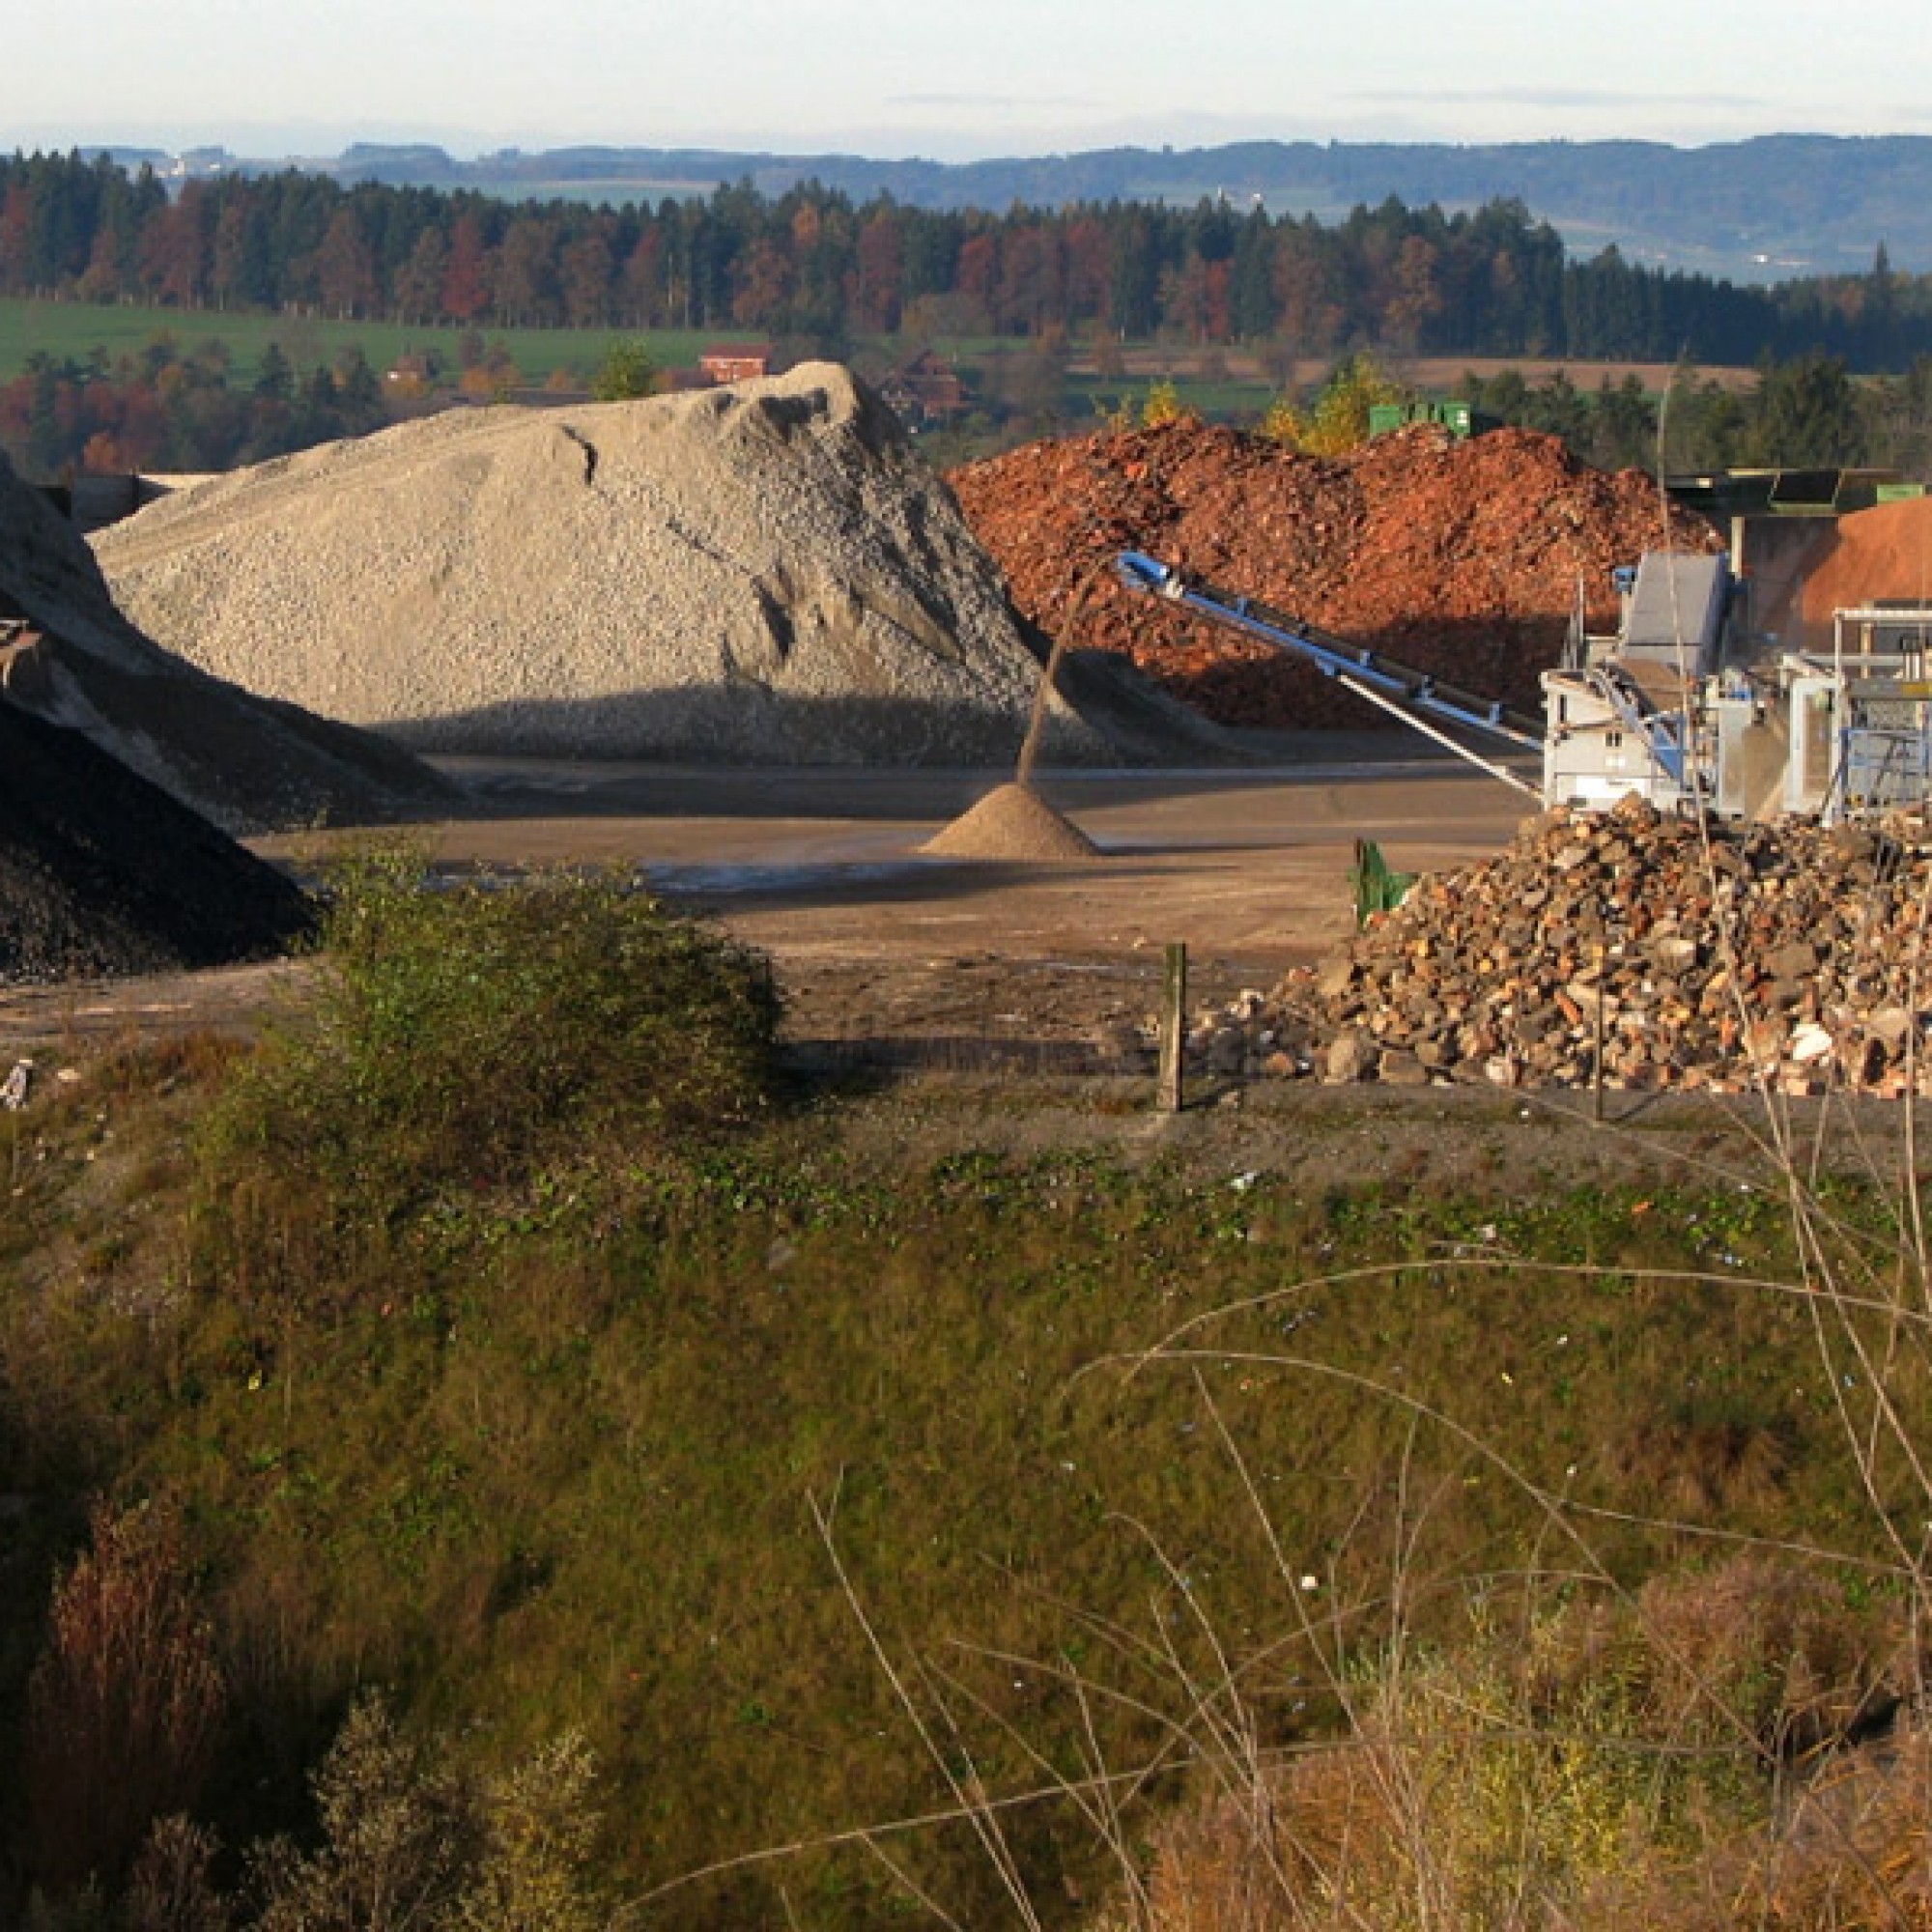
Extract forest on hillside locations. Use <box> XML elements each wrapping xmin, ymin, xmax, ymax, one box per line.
<box><xmin>7</xmin><ymin>150</ymin><xmax>1932</xmax><ymax>483</ymax></box>
<box><xmin>310</xmin><ymin>131</ymin><xmax>1932</xmax><ymax>278</ymax></box>
<box><xmin>4</xmin><ymin>150</ymin><xmax>1927</xmax><ymax>368</ymax></box>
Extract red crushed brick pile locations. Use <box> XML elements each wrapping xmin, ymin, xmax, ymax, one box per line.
<box><xmin>948</xmin><ymin>420</ymin><xmax>1721</xmax><ymax>729</ymax></box>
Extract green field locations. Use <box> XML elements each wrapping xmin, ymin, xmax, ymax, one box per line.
<box><xmin>0</xmin><ymin>297</ymin><xmax>712</xmax><ymax>388</ymax></box>
<box><xmin>0</xmin><ymin>298</ymin><xmax>1294</xmax><ymax>423</ymax></box>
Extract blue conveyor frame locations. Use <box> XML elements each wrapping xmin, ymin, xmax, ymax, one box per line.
<box><xmin>1114</xmin><ymin>550</ymin><xmax>1546</xmax><ymax>797</ymax></box>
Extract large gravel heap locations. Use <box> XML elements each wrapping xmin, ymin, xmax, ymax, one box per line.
<box><xmin>1192</xmin><ymin>795</ymin><xmax>1932</xmax><ymax>1096</ymax></box>
<box><xmin>0</xmin><ymin>451</ymin><xmax>446</xmax><ymax>834</ymax></box>
<box><xmin>951</xmin><ymin>420</ymin><xmax>1721</xmax><ymax>729</ymax></box>
<box><xmin>97</xmin><ymin>363</ymin><xmax>1113</xmax><ymax>766</ymax></box>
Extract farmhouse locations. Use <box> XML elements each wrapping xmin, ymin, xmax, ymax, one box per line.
<box><xmin>877</xmin><ymin>349</ymin><xmax>970</xmax><ymax>429</ymax></box>
<box><xmin>698</xmin><ymin>343</ymin><xmax>774</xmax><ymax>384</ymax></box>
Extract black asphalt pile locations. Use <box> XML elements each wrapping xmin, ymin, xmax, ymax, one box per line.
<box><xmin>1190</xmin><ymin>795</ymin><xmax>1932</xmax><ymax>1096</ymax></box>
<box><xmin>0</xmin><ymin>700</ymin><xmax>314</xmax><ymax>985</ymax></box>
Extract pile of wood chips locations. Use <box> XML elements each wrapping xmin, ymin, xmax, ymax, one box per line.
<box><xmin>950</xmin><ymin>419</ymin><xmax>1720</xmax><ymax>730</ymax></box>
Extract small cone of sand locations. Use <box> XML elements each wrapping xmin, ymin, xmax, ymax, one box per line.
<box><xmin>921</xmin><ymin>781</ymin><xmax>1101</xmax><ymax>860</ymax></box>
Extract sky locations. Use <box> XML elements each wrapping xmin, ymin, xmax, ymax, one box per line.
<box><xmin>15</xmin><ymin>0</ymin><xmax>1932</xmax><ymax>161</ymax></box>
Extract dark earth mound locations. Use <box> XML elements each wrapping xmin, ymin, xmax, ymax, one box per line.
<box><xmin>0</xmin><ymin>700</ymin><xmax>314</xmax><ymax>984</ymax></box>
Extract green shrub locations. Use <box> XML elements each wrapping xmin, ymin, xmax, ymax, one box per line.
<box><xmin>205</xmin><ymin>851</ymin><xmax>781</xmax><ymax>1224</ymax></box>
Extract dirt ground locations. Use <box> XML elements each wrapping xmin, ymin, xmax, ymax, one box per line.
<box><xmin>0</xmin><ymin>735</ymin><xmax>1903</xmax><ymax>1191</ymax></box>
<box><xmin>306</xmin><ymin>735</ymin><xmax>1528</xmax><ymax>1060</ymax></box>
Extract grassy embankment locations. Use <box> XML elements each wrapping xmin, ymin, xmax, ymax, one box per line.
<box><xmin>0</xmin><ymin>858</ymin><xmax>1927</xmax><ymax>1927</ymax></box>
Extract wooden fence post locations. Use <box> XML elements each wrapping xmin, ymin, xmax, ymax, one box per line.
<box><xmin>1158</xmin><ymin>942</ymin><xmax>1187</xmax><ymax>1113</ymax></box>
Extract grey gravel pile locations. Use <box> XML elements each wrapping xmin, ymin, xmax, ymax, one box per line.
<box><xmin>1189</xmin><ymin>795</ymin><xmax>1932</xmax><ymax>1096</ymax></box>
<box><xmin>0</xmin><ymin>450</ymin><xmax>447</xmax><ymax>834</ymax></box>
<box><xmin>96</xmin><ymin>363</ymin><xmax>1111</xmax><ymax>766</ymax></box>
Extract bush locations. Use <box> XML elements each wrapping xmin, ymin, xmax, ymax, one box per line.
<box><xmin>251</xmin><ymin>1696</ymin><xmax>618</xmax><ymax>1932</ymax></box>
<box><xmin>251</xmin><ymin>1694</ymin><xmax>479</xmax><ymax>1931</ymax></box>
<box><xmin>206</xmin><ymin>852</ymin><xmax>781</xmax><ymax>1222</ymax></box>
<box><xmin>591</xmin><ymin>341</ymin><xmax>656</xmax><ymax>402</ymax></box>
<box><xmin>1106</xmin><ymin>1556</ymin><xmax>1916</xmax><ymax>1930</ymax></box>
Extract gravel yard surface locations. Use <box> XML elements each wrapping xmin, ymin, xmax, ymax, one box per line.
<box><xmin>0</xmin><ymin>745</ymin><xmax>1520</xmax><ymax>1049</ymax></box>
<box><xmin>5</xmin><ymin>751</ymin><xmax>1912</xmax><ymax>1192</ymax></box>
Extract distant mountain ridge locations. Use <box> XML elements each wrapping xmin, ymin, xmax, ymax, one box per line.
<box><xmin>274</xmin><ymin>134</ymin><xmax>1926</xmax><ymax>282</ymax></box>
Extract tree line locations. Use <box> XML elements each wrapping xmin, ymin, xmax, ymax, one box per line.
<box><xmin>4</xmin><ymin>149</ymin><xmax>1931</xmax><ymax>368</ymax></box>
<box><xmin>1462</xmin><ymin>353</ymin><xmax>1932</xmax><ymax>476</ymax></box>
<box><xmin>0</xmin><ymin>334</ymin><xmax>391</xmax><ymax>477</ymax></box>
<box><xmin>10</xmin><ymin>329</ymin><xmax>1919</xmax><ymax>493</ymax></box>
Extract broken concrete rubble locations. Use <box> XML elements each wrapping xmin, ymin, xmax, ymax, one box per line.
<box><xmin>1185</xmin><ymin>795</ymin><xmax>1932</xmax><ymax>1096</ymax></box>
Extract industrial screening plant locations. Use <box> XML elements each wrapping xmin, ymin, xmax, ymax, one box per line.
<box><xmin>1115</xmin><ymin>548</ymin><xmax>1932</xmax><ymax>822</ymax></box>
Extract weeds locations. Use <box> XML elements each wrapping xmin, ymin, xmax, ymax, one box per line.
<box><xmin>24</xmin><ymin>1501</ymin><xmax>225</xmax><ymax>1895</ymax></box>
<box><xmin>18</xmin><ymin>1080</ymin><xmax>1888</xmax><ymax>1926</ymax></box>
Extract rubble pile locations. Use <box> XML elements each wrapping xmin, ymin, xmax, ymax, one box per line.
<box><xmin>950</xmin><ymin>420</ymin><xmax>1720</xmax><ymax>730</ymax></box>
<box><xmin>0</xmin><ymin>699</ymin><xmax>313</xmax><ymax>985</ymax></box>
<box><xmin>1190</xmin><ymin>796</ymin><xmax>1932</xmax><ymax>1095</ymax></box>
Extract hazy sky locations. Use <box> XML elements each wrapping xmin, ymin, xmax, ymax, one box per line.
<box><xmin>16</xmin><ymin>0</ymin><xmax>1932</xmax><ymax>158</ymax></box>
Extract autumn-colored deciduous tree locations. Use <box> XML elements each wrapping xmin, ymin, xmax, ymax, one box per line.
<box><xmin>731</xmin><ymin>236</ymin><xmax>796</xmax><ymax>329</ymax></box>
<box><xmin>24</xmin><ymin>1501</ymin><xmax>226</xmax><ymax>1895</ymax></box>
<box><xmin>440</xmin><ymin>213</ymin><xmax>495</xmax><ymax>323</ymax></box>
<box><xmin>855</xmin><ymin>207</ymin><xmax>904</xmax><ymax>333</ymax></box>
<box><xmin>1296</xmin><ymin>353</ymin><xmax>1409</xmax><ymax>455</ymax></box>
<box><xmin>394</xmin><ymin>227</ymin><xmax>448</xmax><ymax>326</ymax></box>
<box><xmin>1263</xmin><ymin>353</ymin><xmax>1409</xmax><ymax>455</ymax></box>
<box><xmin>558</xmin><ymin>227</ymin><xmax>615</xmax><ymax>329</ymax></box>
<box><xmin>134</xmin><ymin>190</ymin><xmax>210</xmax><ymax>308</ymax></box>
<box><xmin>312</xmin><ymin>207</ymin><xmax>378</xmax><ymax>320</ymax></box>
<box><xmin>496</xmin><ymin>216</ymin><xmax>559</xmax><ymax>327</ymax></box>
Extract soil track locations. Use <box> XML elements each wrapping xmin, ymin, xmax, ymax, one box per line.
<box><xmin>1</xmin><ymin>739</ymin><xmax>1896</xmax><ymax>1191</ymax></box>
<box><xmin>0</xmin><ymin>738</ymin><xmax>1522</xmax><ymax>1059</ymax></box>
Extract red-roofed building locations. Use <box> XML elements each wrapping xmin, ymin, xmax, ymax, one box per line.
<box><xmin>698</xmin><ymin>344</ymin><xmax>774</xmax><ymax>384</ymax></box>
